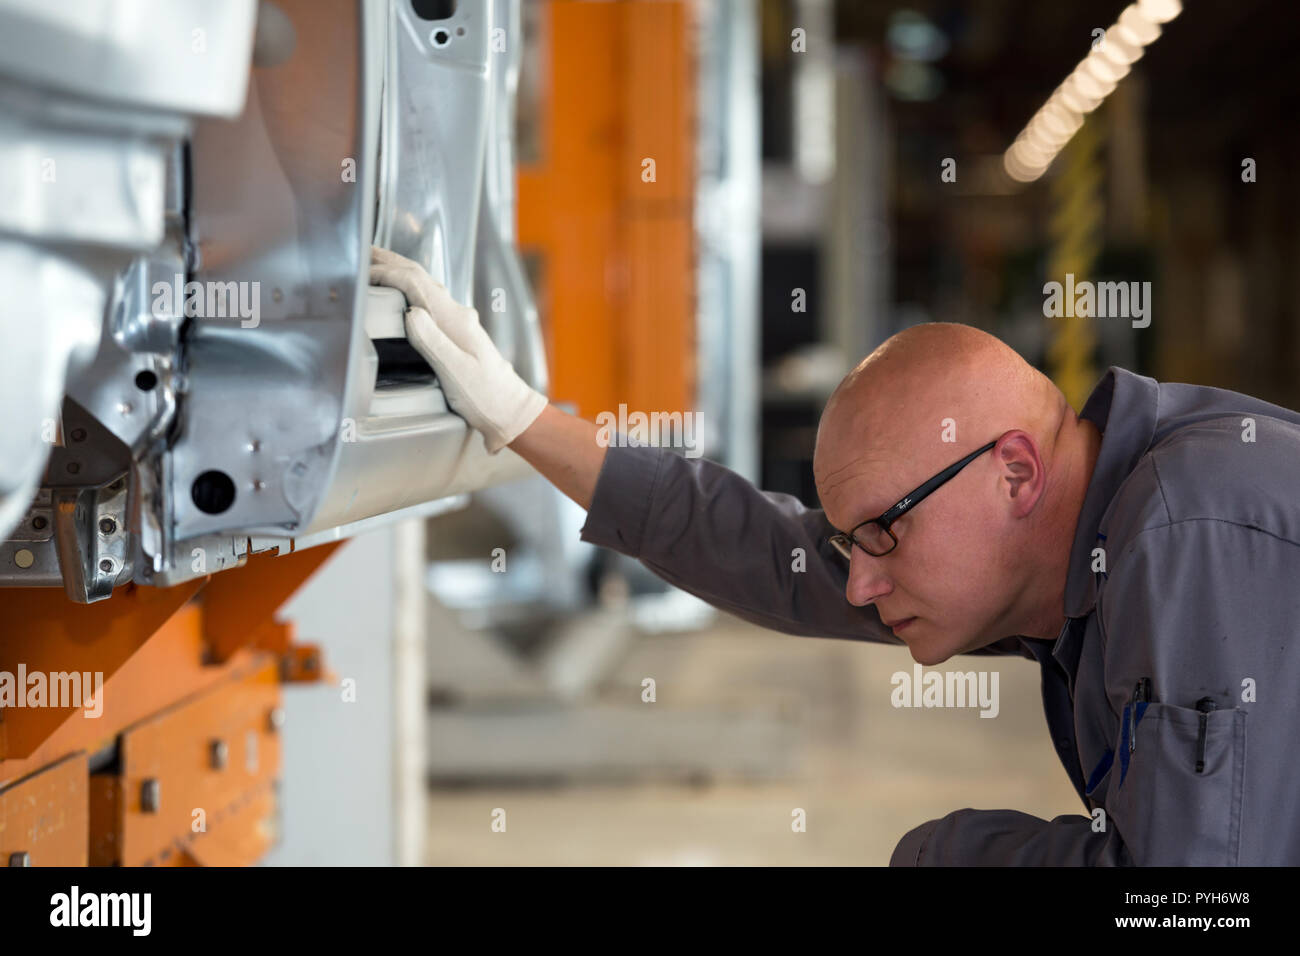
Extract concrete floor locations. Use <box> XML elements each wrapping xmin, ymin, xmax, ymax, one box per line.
<box><xmin>425</xmin><ymin>612</ymin><xmax>1082</xmax><ymax>865</ymax></box>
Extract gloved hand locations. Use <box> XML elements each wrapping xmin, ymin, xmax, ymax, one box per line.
<box><xmin>369</xmin><ymin>246</ymin><xmax>548</xmax><ymax>454</ymax></box>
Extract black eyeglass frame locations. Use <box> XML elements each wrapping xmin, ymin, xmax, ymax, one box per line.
<box><xmin>828</xmin><ymin>439</ymin><xmax>999</xmax><ymax>560</ymax></box>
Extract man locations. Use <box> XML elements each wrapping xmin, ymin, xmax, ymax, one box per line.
<box><xmin>372</xmin><ymin>246</ymin><xmax>1300</xmax><ymax>865</ymax></box>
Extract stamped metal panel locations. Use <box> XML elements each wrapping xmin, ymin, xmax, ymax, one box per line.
<box><xmin>0</xmin><ymin>0</ymin><xmax>256</xmax><ymax>558</ymax></box>
<box><xmin>374</xmin><ymin>0</ymin><xmax>492</xmax><ymax>301</ymax></box>
<box><xmin>0</xmin><ymin>0</ymin><xmax>256</xmax><ymax>119</ymax></box>
<box><xmin>174</xmin><ymin>0</ymin><xmax>377</xmax><ymax>541</ymax></box>
<box><xmin>237</xmin><ymin>0</ymin><xmax>547</xmax><ymax>541</ymax></box>
<box><xmin>473</xmin><ymin>0</ymin><xmax>548</xmax><ymax>392</ymax></box>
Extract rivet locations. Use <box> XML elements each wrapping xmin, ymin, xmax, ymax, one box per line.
<box><xmin>210</xmin><ymin>739</ymin><xmax>229</xmax><ymax>770</ymax></box>
<box><xmin>141</xmin><ymin>778</ymin><xmax>161</xmax><ymax>813</ymax></box>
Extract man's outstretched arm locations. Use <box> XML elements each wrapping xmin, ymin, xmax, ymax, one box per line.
<box><xmin>511</xmin><ymin>405</ymin><xmax>897</xmax><ymax>642</ymax></box>
<box><xmin>510</xmin><ymin>404</ymin><xmax>1031</xmax><ymax>654</ymax></box>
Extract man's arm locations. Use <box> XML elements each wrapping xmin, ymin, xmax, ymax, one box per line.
<box><xmin>513</xmin><ymin>405</ymin><xmax>1033</xmax><ymax>654</ymax></box>
<box><xmin>507</xmin><ymin>404</ymin><xmax>606</xmax><ymax>510</ymax></box>
<box><xmin>511</xmin><ymin>405</ymin><xmax>898</xmax><ymax>642</ymax></box>
<box><xmin>890</xmin><ymin>809</ymin><xmax>1126</xmax><ymax>865</ymax></box>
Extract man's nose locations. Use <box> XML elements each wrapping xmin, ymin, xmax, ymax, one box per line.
<box><xmin>845</xmin><ymin>547</ymin><xmax>892</xmax><ymax>606</ymax></box>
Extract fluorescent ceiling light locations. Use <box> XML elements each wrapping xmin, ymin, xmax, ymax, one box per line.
<box><xmin>1002</xmin><ymin>0</ymin><xmax>1182</xmax><ymax>183</ymax></box>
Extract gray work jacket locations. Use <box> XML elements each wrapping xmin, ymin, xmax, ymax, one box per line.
<box><xmin>578</xmin><ymin>367</ymin><xmax>1300</xmax><ymax>865</ymax></box>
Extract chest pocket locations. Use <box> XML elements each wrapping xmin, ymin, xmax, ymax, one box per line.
<box><xmin>1106</xmin><ymin>700</ymin><xmax>1247</xmax><ymax>865</ymax></box>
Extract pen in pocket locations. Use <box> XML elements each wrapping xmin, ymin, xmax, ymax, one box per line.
<box><xmin>1130</xmin><ymin>677</ymin><xmax>1151</xmax><ymax>754</ymax></box>
<box><xmin>1195</xmin><ymin>696</ymin><xmax>1216</xmax><ymax>773</ymax></box>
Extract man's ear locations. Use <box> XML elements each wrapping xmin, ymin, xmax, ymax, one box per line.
<box><xmin>995</xmin><ymin>431</ymin><xmax>1045</xmax><ymax>517</ymax></box>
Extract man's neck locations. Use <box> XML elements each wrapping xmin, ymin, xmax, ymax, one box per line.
<box><xmin>1018</xmin><ymin>415</ymin><xmax>1103</xmax><ymax>640</ymax></box>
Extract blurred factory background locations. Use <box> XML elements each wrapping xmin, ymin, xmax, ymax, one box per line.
<box><xmin>2</xmin><ymin>0</ymin><xmax>1293</xmax><ymax>867</ymax></box>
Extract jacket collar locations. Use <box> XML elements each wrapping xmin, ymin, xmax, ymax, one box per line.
<box><xmin>1062</xmin><ymin>366</ymin><xmax>1160</xmax><ymax>619</ymax></box>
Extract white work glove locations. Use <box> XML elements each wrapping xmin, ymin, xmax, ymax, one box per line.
<box><xmin>369</xmin><ymin>245</ymin><xmax>547</xmax><ymax>454</ymax></box>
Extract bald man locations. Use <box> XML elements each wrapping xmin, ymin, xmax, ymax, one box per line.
<box><xmin>373</xmin><ymin>247</ymin><xmax>1300</xmax><ymax>866</ymax></box>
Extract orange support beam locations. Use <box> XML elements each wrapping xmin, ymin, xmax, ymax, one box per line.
<box><xmin>112</xmin><ymin>657</ymin><xmax>281</xmax><ymax>867</ymax></box>
<box><xmin>518</xmin><ymin>0</ymin><xmax>696</xmax><ymax>422</ymax></box>
<box><xmin>200</xmin><ymin>541</ymin><xmax>342</xmax><ymax>664</ymax></box>
<box><xmin>0</xmin><ymin>539</ymin><xmax>343</xmax><ymax>865</ymax></box>
<box><xmin>0</xmin><ymin>581</ymin><xmax>203</xmax><ymax>761</ymax></box>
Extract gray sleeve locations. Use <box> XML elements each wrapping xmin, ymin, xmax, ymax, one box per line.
<box><xmin>579</xmin><ymin>443</ymin><xmax>1029</xmax><ymax>658</ymax></box>
<box><xmin>889</xmin><ymin>809</ymin><xmax>1127</xmax><ymax>865</ymax></box>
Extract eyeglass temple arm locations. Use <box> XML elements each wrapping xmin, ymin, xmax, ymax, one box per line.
<box><xmin>878</xmin><ymin>439</ymin><xmax>999</xmax><ymax>525</ymax></box>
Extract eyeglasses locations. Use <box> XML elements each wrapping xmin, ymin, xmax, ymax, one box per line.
<box><xmin>829</xmin><ymin>440</ymin><xmax>998</xmax><ymax>560</ymax></box>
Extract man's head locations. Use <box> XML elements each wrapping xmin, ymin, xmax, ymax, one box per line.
<box><xmin>813</xmin><ymin>322</ymin><xmax>1096</xmax><ymax>664</ymax></box>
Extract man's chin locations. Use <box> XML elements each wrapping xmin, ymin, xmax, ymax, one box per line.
<box><xmin>901</xmin><ymin>629</ymin><xmax>956</xmax><ymax>666</ymax></box>
<box><xmin>901</xmin><ymin>624</ymin><xmax>982</xmax><ymax>666</ymax></box>
<box><xmin>907</xmin><ymin>645</ymin><xmax>954</xmax><ymax>667</ymax></box>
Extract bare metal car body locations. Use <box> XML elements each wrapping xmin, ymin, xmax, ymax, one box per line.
<box><xmin>0</xmin><ymin>0</ymin><xmax>546</xmax><ymax>602</ymax></box>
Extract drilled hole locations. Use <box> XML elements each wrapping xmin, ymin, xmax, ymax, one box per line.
<box><xmin>191</xmin><ymin>471</ymin><xmax>237</xmax><ymax>515</ymax></box>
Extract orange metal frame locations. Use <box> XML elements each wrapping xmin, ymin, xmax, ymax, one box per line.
<box><xmin>0</xmin><ymin>542</ymin><xmax>340</xmax><ymax>866</ymax></box>
<box><xmin>518</xmin><ymin>0</ymin><xmax>696</xmax><ymax>423</ymax></box>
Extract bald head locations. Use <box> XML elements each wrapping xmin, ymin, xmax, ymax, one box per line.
<box><xmin>813</xmin><ymin>322</ymin><xmax>1097</xmax><ymax>663</ymax></box>
<box><xmin>817</xmin><ymin>323</ymin><xmax>1064</xmax><ymax>489</ymax></box>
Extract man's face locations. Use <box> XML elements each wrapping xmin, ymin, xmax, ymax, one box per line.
<box><xmin>815</xmin><ymin>430</ymin><xmax>1020</xmax><ymax>666</ymax></box>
